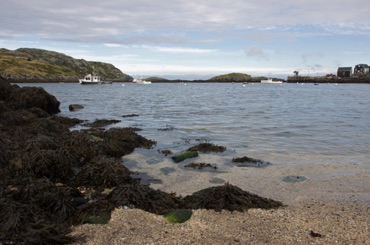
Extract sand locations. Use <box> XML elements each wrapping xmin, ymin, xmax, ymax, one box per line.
<box><xmin>70</xmin><ymin>158</ymin><xmax>370</xmax><ymax>244</ymax></box>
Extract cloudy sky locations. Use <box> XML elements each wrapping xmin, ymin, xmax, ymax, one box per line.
<box><xmin>1</xmin><ymin>0</ymin><xmax>370</xmax><ymax>79</ymax></box>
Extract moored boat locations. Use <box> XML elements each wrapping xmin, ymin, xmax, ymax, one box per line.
<box><xmin>133</xmin><ymin>78</ymin><xmax>151</xmax><ymax>84</ymax></box>
<box><xmin>79</xmin><ymin>74</ymin><xmax>112</xmax><ymax>85</ymax></box>
<box><xmin>261</xmin><ymin>78</ymin><xmax>283</xmax><ymax>84</ymax></box>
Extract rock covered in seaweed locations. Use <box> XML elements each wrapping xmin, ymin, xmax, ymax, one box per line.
<box><xmin>108</xmin><ymin>183</ymin><xmax>183</xmax><ymax>215</ymax></box>
<box><xmin>183</xmin><ymin>182</ymin><xmax>283</xmax><ymax>212</ymax></box>
<box><xmin>7</xmin><ymin>86</ymin><xmax>60</xmax><ymax>115</ymax></box>
<box><xmin>187</xmin><ymin>143</ymin><xmax>226</xmax><ymax>153</ymax></box>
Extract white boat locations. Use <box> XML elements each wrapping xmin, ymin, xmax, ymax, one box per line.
<box><xmin>133</xmin><ymin>78</ymin><xmax>151</xmax><ymax>84</ymax></box>
<box><xmin>261</xmin><ymin>78</ymin><xmax>283</xmax><ymax>84</ymax></box>
<box><xmin>79</xmin><ymin>74</ymin><xmax>112</xmax><ymax>85</ymax></box>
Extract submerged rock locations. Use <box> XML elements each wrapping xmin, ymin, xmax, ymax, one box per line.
<box><xmin>69</xmin><ymin>104</ymin><xmax>84</xmax><ymax>111</ymax></box>
<box><xmin>232</xmin><ymin>156</ymin><xmax>271</xmax><ymax>167</ymax></box>
<box><xmin>171</xmin><ymin>151</ymin><xmax>199</xmax><ymax>163</ymax></box>
<box><xmin>187</xmin><ymin>143</ymin><xmax>226</xmax><ymax>153</ymax></box>
<box><xmin>282</xmin><ymin>175</ymin><xmax>307</xmax><ymax>183</ymax></box>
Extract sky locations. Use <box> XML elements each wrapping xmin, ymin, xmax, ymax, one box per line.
<box><xmin>1</xmin><ymin>0</ymin><xmax>370</xmax><ymax>79</ymax></box>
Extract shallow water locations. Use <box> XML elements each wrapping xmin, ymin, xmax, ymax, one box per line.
<box><xmin>22</xmin><ymin>82</ymin><xmax>370</xmax><ymax>199</ymax></box>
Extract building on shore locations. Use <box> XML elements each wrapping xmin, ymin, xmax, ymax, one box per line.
<box><xmin>353</xmin><ymin>64</ymin><xmax>370</xmax><ymax>77</ymax></box>
<box><xmin>337</xmin><ymin>67</ymin><xmax>352</xmax><ymax>78</ymax></box>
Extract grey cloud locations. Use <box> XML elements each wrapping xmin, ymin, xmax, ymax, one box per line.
<box><xmin>1</xmin><ymin>0</ymin><xmax>370</xmax><ymax>45</ymax></box>
<box><xmin>244</xmin><ymin>47</ymin><xmax>269</xmax><ymax>60</ymax></box>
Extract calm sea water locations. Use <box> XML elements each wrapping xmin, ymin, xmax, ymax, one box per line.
<box><xmin>20</xmin><ymin>82</ymin><xmax>370</xmax><ymax>195</ymax></box>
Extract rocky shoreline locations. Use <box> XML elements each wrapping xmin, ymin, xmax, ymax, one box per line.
<box><xmin>0</xmin><ymin>76</ymin><xmax>284</xmax><ymax>244</ymax></box>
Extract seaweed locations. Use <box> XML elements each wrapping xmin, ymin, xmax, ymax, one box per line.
<box><xmin>83</xmin><ymin>119</ymin><xmax>121</xmax><ymax>128</ymax></box>
<box><xmin>74</xmin><ymin>156</ymin><xmax>135</xmax><ymax>188</ymax></box>
<box><xmin>108</xmin><ymin>183</ymin><xmax>183</xmax><ymax>215</ymax></box>
<box><xmin>184</xmin><ymin>162</ymin><xmax>217</xmax><ymax>170</ymax></box>
<box><xmin>187</xmin><ymin>143</ymin><xmax>226</xmax><ymax>153</ymax></box>
<box><xmin>232</xmin><ymin>156</ymin><xmax>271</xmax><ymax>167</ymax></box>
<box><xmin>183</xmin><ymin>182</ymin><xmax>283</xmax><ymax>212</ymax></box>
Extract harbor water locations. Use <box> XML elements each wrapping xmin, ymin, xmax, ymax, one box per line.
<box><xmin>22</xmin><ymin>82</ymin><xmax>370</xmax><ymax>202</ymax></box>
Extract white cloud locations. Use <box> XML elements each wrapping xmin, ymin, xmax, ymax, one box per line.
<box><xmin>103</xmin><ymin>43</ymin><xmax>123</xmax><ymax>48</ymax></box>
<box><xmin>142</xmin><ymin>45</ymin><xmax>217</xmax><ymax>54</ymax></box>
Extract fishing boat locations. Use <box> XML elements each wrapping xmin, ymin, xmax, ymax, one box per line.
<box><xmin>133</xmin><ymin>78</ymin><xmax>151</xmax><ymax>84</ymax></box>
<box><xmin>260</xmin><ymin>78</ymin><xmax>283</xmax><ymax>84</ymax></box>
<box><xmin>79</xmin><ymin>74</ymin><xmax>112</xmax><ymax>85</ymax></box>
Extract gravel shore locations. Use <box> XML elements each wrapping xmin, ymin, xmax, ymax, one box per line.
<box><xmin>71</xmin><ymin>159</ymin><xmax>370</xmax><ymax>244</ymax></box>
<box><xmin>71</xmin><ymin>199</ymin><xmax>369</xmax><ymax>244</ymax></box>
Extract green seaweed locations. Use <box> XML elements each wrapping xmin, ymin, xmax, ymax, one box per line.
<box><xmin>171</xmin><ymin>151</ymin><xmax>199</xmax><ymax>163</ymax></box>
<box><xmin>163</xmin><ymin>209</ymin><xmax>192</xmax><ymax>223</ymax></box>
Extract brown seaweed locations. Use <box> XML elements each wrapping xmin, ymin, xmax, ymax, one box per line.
<box><xmin>183</xmin><ymin>182</ymin><xmax>283</xmax><ymax>212</ymax></box>
<box><xmin>108</xmin><ymin>183</ymin><xmax>183</xmax><ymax>215</ymax></box>
<box><xmin>74</xmin><ymin>156</ymin><xmax>135</xmax><ymax>188</ymax></box>
<box><xmin>187</xmin><ymin>143</ymin><xmax>226</xmax><ymax>153</ymax></box>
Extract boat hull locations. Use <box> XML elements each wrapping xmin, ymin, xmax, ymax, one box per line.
<box><xmin>261</xmin><ymin>79</ymin><xmax>283</xmax><ymax>84</ymax></box>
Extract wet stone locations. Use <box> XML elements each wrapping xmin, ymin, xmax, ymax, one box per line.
<box><xmin>160</xmin><ymin>167</ymin><xmax>176</xmax><ymax>175</ymax></box>
<box><xmin>171</xmin><ymin>151</ymin><xmax>199</xmax><ymax>163</ymax></box>
<box><xmin>146</xmin><ymin>157</ymin><xmax>162</xmax><ymax>165</ymax></box>
<box><xmin>282</xmin><ymin>175</ymin><xmax>307</xmax><ymax>183</ymax></box>
<box><xmin>209</xmin><ymin>177</ymin><xmax>226</xmax><ymax>184</ymax></box>
<box><xmin>163</xmin><ymin>209</ymin><xmax>192</xmax><ymax>223</ymax></box>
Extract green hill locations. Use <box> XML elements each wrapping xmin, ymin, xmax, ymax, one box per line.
<box><xmin>0</xmin><ymin>48</ymin><xmax>132</xmax><ymax>82</ymax></box>
<box><xmin>209</xmin><ymin>73</ymin><xmax>252</xmax><ymax>82</ymax></box>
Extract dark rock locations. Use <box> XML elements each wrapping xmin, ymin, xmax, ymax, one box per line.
<box><xmin>0</xmin><ymin>75</ymin><xmax>17</xmax><ymax>100</ymax></box>
<box><xmin>6</xmin><ymin>86</ymin><xmax>60</xmax><ymax>115</ymax></box>
<box><xmin>122</xmin><ymin>114</ymin><xmax>139</xmax><ymax>118</ymax></box>
<box><xmin>69</xmin><ymin>104</ymin><xmax>84</xmax><ymax>111</ymax></box>
<box><xmin>187</xmin><ymin>143</ymin><xmax>226</xmax><ymax>153</ymax></box>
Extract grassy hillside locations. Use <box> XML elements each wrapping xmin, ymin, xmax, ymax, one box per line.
<box><xmin>0</xmin><ymin>48</ymin><xmax>132</xmax><ymax>82</ymax></box>
<box><xmin>210</xmin><ymin>73</ymin><xmax>252</xmax><ymax>81</ymax></box>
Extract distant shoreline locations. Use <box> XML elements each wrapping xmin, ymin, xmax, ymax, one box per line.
<box><xmin>8</xmin><ymin>77</ymin><xmax>370</xmax><ymax>84</ymax></box>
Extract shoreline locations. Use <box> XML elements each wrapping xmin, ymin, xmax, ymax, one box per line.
<box><xmin>1</xmin><ymin>77</ymin><xmax>369</xmax><ymax>244</ymax></box>
<box><xmin>70</xmin><ymin>199</ymin><xmax>369</xmax><ymax>244</ymax></box>
<box><xmin>70</xmin><ymin>147</ymin><xmax>370</xmax><ymax>244</ymax></box>
<box><xmin>9</xmin><ymin>77</ymin><xmax>370</xmax><ymax>84</ymax></box>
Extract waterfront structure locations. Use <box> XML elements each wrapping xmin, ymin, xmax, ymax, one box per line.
<box><xmin>337</xmin><ymin>67</ymin><xmax>352</xmax><ymax>78</ymax></box>
<box><xmin>353</xmin><ymin>64</ymin><xmax>370</xmax><ymax>77</ymax></box>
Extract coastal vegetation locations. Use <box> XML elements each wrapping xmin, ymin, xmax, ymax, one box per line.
<box><xmin>0</xmin><ymin>48</ymin><xmax>132</xmax><ymax>82</ymax></box>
